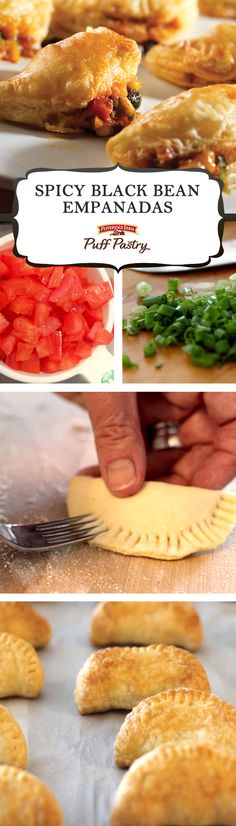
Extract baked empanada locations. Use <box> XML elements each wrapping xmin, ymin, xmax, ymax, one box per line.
<box><xmin>0</xmin><ymin>633</ymin><xmax>44</xmax><ymax>698</ymax></box>
<box><xmin>0</xmin><ymin>765</ymin><xmax>63</xmax><ymax>825</ymax></box>
<box><xmin>200</xmin><ymin>0</ymin><xmax>236</xmax><ymax>17</ymax></box>
<box><xmin>0</xmin><ymin>603</ymin><xmax>51</xmax><ymax>648</ymax></box>
<box><xmin>0</xmin><ymin>0</ymin><xmax>53</xmax><ymax>63</ymax></box>
<box><xmin>75</xmin><ymin>644</ymin><xmax>210</xmax><ymax>713</ymax></box>
<box><xmin>115</xmin><ymin>687</ymin><xmax>236</xmax><ymax>767</ymax></box>
<box><xmin>107</xmin><ymin>84</ymin><xmax>236</xmax><ymax>193</ymax></box>
<box><xmin>0</xmin><ymin>706</ymin><xmax>28</xmax><ymax>768</ymax></box>
<box><xmin>49</xmin><ymin>0</ymin><xmax>198</xmax><ymax>45</ymax></box>
<box><xmin>111</xmin><ymin>742</ymin><xmax>236</xmax><ymax>826</ymax></box>
<box><xmin>0</xmin><ymin>27</ymin><xmax>141</xmax><ymax>136</ymax></box>
<box><xmin>67</xmin><ymin>476</ymin><xmax>236</xmax><ymax>561</ymax></box>
<box><xmin>90</xmin><ymin>602</ymin><xmax>203</xmax><ymax>650</ymax></box>
<box><xmin>144</xmin><ymin>24</ymin><xmax>236</xmax><ymax>87</ymax></box>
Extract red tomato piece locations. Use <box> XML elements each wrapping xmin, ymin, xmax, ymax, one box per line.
<box><xmin>6</xmin><ymin>353</ymin><xmax>19</xmax><ymax>371</ymax></box>
<box><xmin>84</xmin><ymin>282</ymin><xmax>113</xmax><ymax>308</ymax></box>
<box><xmin>50</xmin><ymin>269</ymin><xmax>85</xmax><ymax>305</ymax></box>
<box><xmin>0</xmin><ymin>261</ymin><xmax>8</xmax><ymax>277</ymax></box>
<box><xmin>20</xmin><ymin>353</ymin><xmax>40</xmax><ymax>373</ymax></box>
<box><xmin>0</xmin><ymin>332</ymin><xmax>16</xmax><ymax>356</ymax></box>
<box><xmin>74</xmin><ymin>342</ymin><xmax>92</xmax><ymax>359</ymax></box>
<box><xmin>84</xmin><ymin>306</ymin><xmax>104</xmax><ymax>325</ymax></box>
<box><xmin>0</xmin><ymin>290</ymin><xmax>9</xmax><ymax>311</ymax></box>
<box><xmin>16</xmin><ymin>341</ymin><xmax>34</xmax><ymax>361</ymax></box>
<box><xmin>0</xmin><ymin>312</ymin><xmax>10</xmax><ymax>334</ymax></box>
<box><xmin>48</xmin><ymin>267</ymin><xmax>65</xmax><ymax>288</ymax></box>
<box><xmin>51</xmin><ymin>330</ymin><xmax>63</xmax><ymax>359</ymax></box>
<box><xmin>93</xmin><ymin>328</ymin><xmax>114</xmax><ymax>345</ymax></box>
<box><xmin>9</xmin><ymin>297</ymin><xmax>35</xmax><ymax>316</ymax></box>
<box><xmin>34</xmin><ymin>302</ymin><xmax>51</xmax><ymax>326</ymax></box>
<box><xmin>36</xmin><ymin>336</ymin><xmax>53</xmax><ymax>358</ymax></box>
<box><xmin>41</xmin><ymin>356</ymin><xmax>62</xmax><ymax>373</ymax></box>
<box><xmin>87</xmin><ymin>321</ymin><xmax>104</xmax><ymax>342</ymax></box>
<box><xmin>63</xmin><ymin>311</ymin><xmax>84</xmax><ymax>337</ymax></box>
<box><xmin>90</xmin><ymin>97</ymin><xmax>113</xmax><ymax>120</ymax></box>
<box><xmin>13</xmin><ymin>317</ymin><xmax>40</xmax><ymax>344</ymax></box>
<box><xmin>40</xmin><ymin>316</ymin><xmax>61</xmax><ymax>336</ymax></box>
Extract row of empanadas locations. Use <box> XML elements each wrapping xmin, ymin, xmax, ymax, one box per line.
<box><xmin>90</xmin><ymin>602</ymin><xmax>203</xmax><ymax>651</ymax></box>
<box><xmin>144</xmin><ymin>24</ymin><xmax>236</xmax><ymax>87</ymax></box>
<box><xmin>0</xmin><ymin>0</ymin><xmax>53</xmax><ymax>62</ymax></box>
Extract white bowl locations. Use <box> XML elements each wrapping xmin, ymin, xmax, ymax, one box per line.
<box><xmin>0</xmin><ymin>234</ymin><xmax>114</xmax><ymax>383</ymax></box>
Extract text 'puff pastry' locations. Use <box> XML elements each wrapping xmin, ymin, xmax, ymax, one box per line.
<box><xmin>0</xmin><ymin>633</ymin><xmax>44</xmax><ymax>699</ymax></box>
<box><xmin>0</xmin><ymin>765</ymin><xmax>63</xmax><ymax>826</ymax></box>
<box><xmin>0</xmin><ymin>705</ymin><xmax>28</xmax><ymax>769</ymax></box>
<box><xmin>107</xmin><ymin>84</ymin><xmax>236</xmax><ymax>193</ymax></box>
<box><xmin>0</xmin><ymin>27</ymin><xmax>141</xmax><ymax>136</ymax></box>
<box><xmin>49</xmin><ymin>0</ymin><xmax>198</xmax><ymax>45</ymax></box>
<box><xmin>0</xmin><ymin>603</ymin><xmax>51</xmax><ymax>648</ymax></box>
<box><xmin>144</xmin><ymin>23</ymin><xmax>236</xmax><ymax>87</ymax></box>
<box><xmin>90</xmin><ymin>602</ymin><xmax>203</xmax><ymax>651</ymax></box>
<box><xmin>200</xmin><ymin>0</ymin><xmax>236</xmax><ymax>18</ymax></box>
<box><xmin>67</xmin><ymin>476</ymin><xmax>236</xmax><ymax>561</ymax></box>
<box><xmin>0</xmin><ymin>0</ymin><xmax>53</xmax><ymax>63</ymax></box>
<box><xmin>74</xmin><ymin>644</ymin><xmax>210</xmax><ymax>713</ymax></box>
<box><xmin>114</xmin><ymin>687</ymin><xmax>236</xmax><ymax>767</ymax></box>
<box><xmin>111</xmin><ymin>743</ymin><xmax>236</xmax><ymax>826</ymax></box>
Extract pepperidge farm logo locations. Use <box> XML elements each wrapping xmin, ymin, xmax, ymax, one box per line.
<box><xmin>83</xmin><ymin>223</ymin><xmax>150</xmax><ymax>253</ymax></box>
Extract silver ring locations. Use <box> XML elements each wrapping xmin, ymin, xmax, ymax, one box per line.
<box><xmin>151</xmin><ymin>422</ymin><xmax>182</xmax><ymax>451</ymax></box>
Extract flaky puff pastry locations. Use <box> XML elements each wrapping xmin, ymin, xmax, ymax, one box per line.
<box><xmin>75</xmin><ymin>644</ymin><xmax>210</xmax><ymax>713</ymax></box>
<box><xmin>0</xmin><ymin>765</ymin><xmax>63</xmax><ymax>826</ymax></box>
<box><xmin>200</xmin><ymin>0</ymin><xmax>236</xmax><ymax>17</ymax></box>
<box><xmin>0</xmin><ymin>706</ymin><xmax>28</xmax><ymax>768</ymax></box>
<box><xmin>107</xmin><ymin>84</ymin><xmax>236</xmax><ymax>193</ymax></box>
<box><xmin>0</xmin><ymin>28</ymin><xmax>141</xmax><ymax>134</ymax></box>
<box><xmin>0</xmin><ymin>633</ymin><xmax>44</xmax><ymax>699</ymax></box>
<box><xmin>0</xmin><ymin>603</ymin><xmax>51</xmax><ymax>648</ymax></box>
<box><xmin>0</xmin><ymin>0</ymin><xmax>53</xmax><ymax>63</ymax></box>
<box><xmin>49</xmin><ymin>0</ymin><xmax>198</xmax><ymax>45</ymax></box>
<box><xmin>115</xmin><ymin>688</ymin><xmax>236</xmax><ymax>767</ymax></box>
<box><xmin>90</xmin><ymin>602</ymin><xmax>203</xmax><ymax>651</ymax></box>
<box><xmin>111</xmin><ymin>742</ymin><xmax>236</xmax><ymax>826</ymax></box>
<box><xmin>144</xmin><ymin>24</ymin><xmax>236</xmax><ymax>87</ymax></box>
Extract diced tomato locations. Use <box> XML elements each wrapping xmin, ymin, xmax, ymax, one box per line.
<box><xmin>41</xmin><ymin>356</ymin><xmax>62</xmax><ymax>373</ymax></box>
<box><xmin>74</xmin><ymin>342</ymin><xmax>92</xmax><ymax>359</ymax></box>
<box><xmin>48</xmin><ymin>267</ymin><xmax>65</xmax><ymax>288</ymax></box>
<box><xmin>20</xmin><ymin>353</ymin><xmax>40</xmax><ymax>373</ymax></box>
<box><xmin>34</xmin><ymin>302</ymin><xmax>51</xmax><ymax>326</ymax></box>
<box><xmin>63</xmin><ymin>311</ymin><xmax>84</xmax><ymax>337</ymax></box>
<box><xmin>89</xmin><ymin>97</ymin><xmax>113</xmax><ymax>120</ymax></box>
<box><xmin>0</xmin><ymin>333</ymin><xmax>16</xmax><ymax>356</ymax></box>
<box><xmin>6</xmin><ymin>353</ymin><xmax>19</xmax><ymax>371</ymax></box>
<box><xmin>0</xmin><ymin>261</ymin><xmax>8</xmax><ymax>277</ymax></box>
<box><xmin>1</xmin><ymin>253</ymin><xmax>35</xmax><ymax>278</ymax></box>
<box><xmin>94</xmin><ymin>328</ymin><xmax>114</xmax><ymax>345</ymax></box>
<box><xmin>40</xmin><ymin>316</ymin><xmax>61</xmax><ymax>336</ymax></box>
<box><xmin>84</xmin><ymin>306</ymin><xmax>104</xmax><ymax>325</ymax></box>
<box><xmin>16</xmin><ymin>341</ymin><xmax>34</xmax><ymax>361</ymax></box>
<box><xmin>50</xmin><ymin>269</ymin><xmax>85</xmax><ymax>305</ymax></box>
<box><xmin>13</xmin><ymin>317</ymin><xmax>40</xmax><ymax>344</ymax></box>
<box><xmin>0</xmin><ymin>290</ymin><xmax>9</xmax><ymax>311</ymax></box>
<box><xmin>84</xmin><ymin>282</ymin><xmax>113</xmax><ymax>308</ymax></box>
<box><xmin>36</xmin><ymin>336</ymin><xmax>53</xmax><ymax>358</ymax></box>
<box><xmin>0</xmin><ymin>312</ymin><xmax>9</xmax><ymax>334</ymax></box>
<box><xmin>51</xmin><ymin>330</ymin><xmax>63</xmax><ymax>360</ymax></box>
<box><xmin>9</xmin><ymin>297</ymin><xmax>35</xmax><ymax>316</ymax></box>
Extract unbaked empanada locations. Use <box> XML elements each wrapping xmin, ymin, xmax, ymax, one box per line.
<box><xmin>0</xmin><ymin>27</ymin><xmax>141</xmax><ymax>136</ymax></box>
<box><xmin>49</xmin><ymin>0</ymin><xmax>198</xmax><ymax>45</ymax></box>
<box><xmin>0</xmin><ymin>765</ymin><xmax>63</xmax><ymax>825</ymax></box>
<box><xmin>0</xmin><ymin>603</ymin><xmax>51</xmax><ymax>648</ymax></box>
<box><xmin>107</xmin><ymin>84</ymin><xmax>236</xmax><ymax>193</ymax></box>
<box><xmin>115</xmin><ymin>687</ymin><xmax>236</xmax><ymax>766</ymax></box>
<box><xmin>0</xmin><ymin>633</ymin><xmax>44</xmax><ymax>698</ymax></box>
<box><xmin>75</xmin><ymin>644</ymin><xmax>210</xmax><ymax>713</ymax></box>
<box><xmin>144</xmin><ymin>24</ymin><xmax>236</xmax><ymax>87</ymax></box>
<box><xmin>0</xmin><ymin>706</ymin><xmax>28</xmax><ymax>768</ymax></box>
<box><xmin>0</xmin><ymin>0</ymin><xmax>53</xmax><ymax>63</ymax></box>
<box><xmin>67</xmin><ymin>476</ymin><xmax>236</xmax><ymax>561</ymax></box>
<box><xmin>200</xmin><ymin>0</ymin><xmax>236</xmax><ymax>17</ymax></box>
<box><xmin>90</xmin><ymin>602</ymin><xmax>203</xmax><ymax>650</ymax></box>
<box><xmin>111</xmin><ymin>743</ymin><xmax>236</xmax><ymax>826</ymax></box>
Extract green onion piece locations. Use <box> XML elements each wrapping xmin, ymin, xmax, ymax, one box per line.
<box><xmin>167</xmin><ymin>277</ymin><xmax>180</xmax><ymax>292</ymax></box>
<box><xmin>136</xmin><ymin>280</ymin><xmax>152</xmax><ymax>298</ymax></box>
<box><xmin>122</xmin><ymin>354</ymin><xmax>139</xmax><ymax>369</ymax></box>
<box><xmin>144</xmin><ymin>339</ymin><xmax>157</xmax><ymax>357</ymax></box>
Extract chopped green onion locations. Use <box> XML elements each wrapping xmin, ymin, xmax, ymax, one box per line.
<box><xmin>144</xmin><ymin>339</ymin><xmax>157</xmax><ymax>357</ymax></box>
<box><xmin>168</xmin><ymin>277</ymin><xmax>180</xmax><ymax>292</ymax></box>
<box><xmin>136</xmin><ymin>280</ymin><xmax>152</xmax><ymax>298</ymax></box>
<box><xmin>122</xmin><ymin>354</ymin><xmax>139</xmax><ymax>369</ymax></box>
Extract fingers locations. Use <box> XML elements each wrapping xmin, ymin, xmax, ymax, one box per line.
<box><xmin>139</xmin><ymin>392</ymin><xmax>200</xmax><ymax>427</ymax></box>
<box><xmin>85</xmin><ymin>392</ymin><xmax>146</xmax><ymax>497</ymax></box>
<box><xmin>204</xmin><ymin>392</ymin><xmax>236</xmax><ymax>425</ymax></box>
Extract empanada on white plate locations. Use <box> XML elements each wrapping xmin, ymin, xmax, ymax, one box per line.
<box><xmin>200</xmin><ymin>0</ymin><xmax>236</xmax><ymax>17</ymax></box>
<box><xmin>67</xmin><ymin>477</ymin><xmax>236</xmax><ymax>561</ymax></box>
<box><xmin>0</xmin><ymin>633</ymin><xmax>44</xmax><ymax>698</ymax></box>
<box><xmin>0</xmin><ymin>0</ymin><xmax>53</xmax><ymax>63</ymax></box>
<box><xmin>90</xmin><ymin>602</ymin><xmax>203</xmax><ymax>650</ymax></box>
<box><xmin>0</xmin><ymin>603</ymin><xmax>51</xmax><ymax>648</ymax></box>
<box><xmin>115</xmin><ymin>688</ymin><xmax>236</xmax><ymax>767</ymax></box>
<box><xmin>107</xmin><ymin>84</ymin><xmax>236</xmax><ymax>193</ymax></box>
<box><xmin>111</xmin><ymin>742</ymin><xmax>236</xmax><ymax>826</ymax></box>
<box><xmin>75</xmin><ymin>644</ymin><xmax>210</xmax><ymax>713</ymax></box>
<box><xmin>0</xmin><ymin>765</ymin><xmax>63</xmax><ymax>825</ymax></box>
<box><xmin>144</xmin><ymin>23</ymin><xmax>236</xmax><ymax>87</ymax></box>
<box><xmin>0</xmin><ymin>706</ymin><xmax>28</xmax><ymax>768</ymax></box>
<box><xmin>0</xmin><ymin>27</ymin><xmax>141</xmax><ymax>135</ymax></box>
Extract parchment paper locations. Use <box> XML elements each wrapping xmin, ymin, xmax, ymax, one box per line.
<box><xmin>3</xmin><ymin>601</ymin><xmax>236</xmax><ymax>826</ymax></box>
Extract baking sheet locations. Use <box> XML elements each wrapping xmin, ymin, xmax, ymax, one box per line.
<box><xmin>2</xmin><ymin>601</ymin><xmax>236</xmax><ymax>826</ymax></box>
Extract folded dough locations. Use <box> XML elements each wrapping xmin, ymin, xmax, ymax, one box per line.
<box><xmin>0</xmin><ymin>706</ymin><xmax>28</xmax><ymax>768</ymax></box>
<box><xmin>49</xmin><ymin>0</ymin><xmax>198</xmax><ymax>44</ymax></box>
<box><xmin>111</xmin><ymin>742</ymin><xmax>236</xmax><ymax>826</ymax></box>
<box><xmin>107</xmin><ymin>84</ymin><xmax>236</xmax><ymax>193</ymax></box>
<box><xmin>0</xmin><ymin>603</ymin><xmax>51</xmax><ymax>648</ymax></box>
<box><xmin>0</xmin><ymin>0</ymin><xmax>53</xmax><ymax>63</ymax></box>
<box><xmin>90</xmin><ymin>602</ymin><xmax>203</xmax><ymax>650</ymax></box>
<box><xmin>144</xmin><ymin>23</ymin><xmax>236</xmax><ymax>87</ymax></box>
<box><xmin>115</xmin><ymin>687</ymin><xmax>236</xmax><ymax>766</ymax></box>
<box><xmin>0</xmin><ymin>765</ymin><xmax>63</xmax><ymax>825</ymax></box>
<box><xmin>0</xmin><ymin>633</ymin><xmax>44</xmax><ymax>698</ymax></box>
<box><xmin>67</xmin><ymin>476</ymin><xmax>236</xmax><ymax>561</ymax></box>
<box><xmin>200</xmin><ymin>0</ymin><xmax>236</xmax><ymax>17</ymax></box>
<box><xmin>75</xmin><ymin>644</ymin><xmax>210</xmax><ymax>713</ymax></box>
<box><xmin>0</xmin><ymin>27</ymin><xmax>141</xmax><ymax>135</ymax></box>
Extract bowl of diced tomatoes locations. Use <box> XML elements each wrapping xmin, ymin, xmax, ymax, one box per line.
<box><xmin>0</xmin><ymin>235</ymin><xmax>114</xmax><ymax>383</ymax></box>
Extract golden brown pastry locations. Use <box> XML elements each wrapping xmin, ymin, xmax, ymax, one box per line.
<box><xmin>90</xmin><ymin>602</ymin><xmax>203</xmax><ymax>650</ymax></box>
<box><xmin>107</xmin><ymin>84</ymin><xmax>236</xmax><ymax>193</ymax></box>
<box><xmin>0</xmin><ymin>0</ymin><xmax>53</xmax><ymax>63</ymax></box>
<box><xmin>0</xmin><ymin>706</ymin><xmax>28</xmax><ymax>768</ymax></box>
<box><xmin>0</xmin><ymin>603</ymin><xmax>51</xmax><ymax>648</ymax></box>
<box><xmin>0</xmin><ymin>633</ymin><xmax>44</xmax><ymax>698</ymax></box>
<box><xmin>0</xmin><ymin>765</ymin><xmax>63</xmax><ymax>825</ymax></box>
<box><xmin>144</xmin><ymin>24</ymin><xmax>236</xmax><ymax>87</ymax></box>
<box><xmin>111</xmin><ymin>742</ymin><xmax>236</xmax><ymax>826</ymax></box>
<box><xmin>200</xmin><ymin>0</ymin><xmax>236</xmax><ymax>17</ymax></box>
<box><xmin>67</xmin><ymin>477</ymin><xmax>236</xmax><ymax>560</ymax></box>
<box><xmin>114</xmin><ymin>688</ymin><xmax>236</xmax><ymax>767</ymax></box>
<box><xmin>49</xmin><ymin>0</ymin><xmax>198</xmax><ymax>45</ymax></box>
<box><xmin>0</xmin><ymin>27</ymin><xmax>141</xmax><ymax>135</ymax></box>
<box><xmin>75</xmin><ymin>644</ymin><xmax>210</xmax><ymax>713</ymax></box>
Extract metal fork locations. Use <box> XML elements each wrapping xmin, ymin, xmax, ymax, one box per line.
<box><xmin>0</xmin><ymin>514</ymin><xmax>105</xmax><ymax>553</ymax></box>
